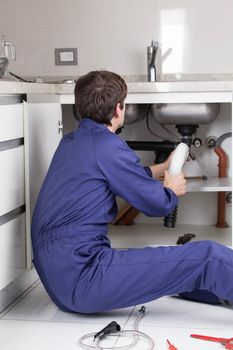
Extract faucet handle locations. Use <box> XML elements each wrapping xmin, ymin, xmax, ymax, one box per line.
<box><xmin>151</xmin><ymin>40</ymin><xmax>160</xmax><ymax>48</ymax></box>
<box><xmin>4</xmin><ymin>41</ymin><xmax>16</xmax><ymax>61</ymax></box>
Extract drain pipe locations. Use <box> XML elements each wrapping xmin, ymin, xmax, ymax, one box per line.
<box><xmin>214</xmin><ymin>132</ymin><xmax>232</xmax><ymax>228</ymax></box>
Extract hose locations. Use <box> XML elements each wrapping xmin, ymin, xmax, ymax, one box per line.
<box><xmin>215</xmin><ymin>132</ymin><xmax>232</xmax><ymax>148</ymax></box>
<box><xmin>79</xmin><ymin>306</ymin><xmax>155</xmax><ymax>350</ymax></box>
<box><xmin>164</xmin><ymin>206</ymin><xmax>178</xmax><ymax>228</ymax></box>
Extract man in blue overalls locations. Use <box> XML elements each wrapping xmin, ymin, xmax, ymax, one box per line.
<box><xmin>31</xmin><ymin>71</ymin><xmax>233</xmax><ymax>313</ymax></box>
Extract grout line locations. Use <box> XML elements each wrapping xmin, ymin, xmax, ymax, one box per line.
<box><xmin>0</xmin><ymin>317</ymin><xmax>129</xmax><ymax>326</ymax></box>
<box><xmin>0</xmin><ymin>279</ymin><xmax>40</xmax><ymax>319</ymax></box>
<box><xmin>1</xmin><ymin>316</ymin><xmax>232</xmax><ymax>332</ymax></box>
<box><xmin>112</xmin><ymin>306</ymin><xmax>136</xmax><ymax>347</ymax></box>
<box><xmin>122</xmin><ymin>306</ymin><xmax>136</xmax><ymax>329</ymax></box>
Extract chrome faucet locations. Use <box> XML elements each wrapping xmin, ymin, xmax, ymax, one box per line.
<box><xmin>0</xmin><ymin>35</ymin><xmax>16</xmax><ymax>78</ymax></box>
<box><xmin>147</xmin><ymin>40</ymin><xmax>159</xmax><ymax>82</ymax></box>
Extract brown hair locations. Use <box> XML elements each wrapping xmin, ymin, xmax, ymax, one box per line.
<box><xmin>74</xmin><ymin>71</ymin><xmax>127</xmax><ymax>125</ymax></box>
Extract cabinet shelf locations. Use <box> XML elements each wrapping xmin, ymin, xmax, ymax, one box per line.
<box><xmin>186</xmin><ymin>176</ymin><xmax>232</xmax><ymax>192</ymax></box>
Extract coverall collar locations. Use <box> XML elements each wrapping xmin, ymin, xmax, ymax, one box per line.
<box><xmin>79</xmin><ymin>117</ymin><xmax>109</xmax><ymax>131</ymax></box>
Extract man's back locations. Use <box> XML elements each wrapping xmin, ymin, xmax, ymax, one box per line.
<box><xmin>31</xmin><ymin>118</ymin><xmax>118</xmax><ymax>242</ymax></box>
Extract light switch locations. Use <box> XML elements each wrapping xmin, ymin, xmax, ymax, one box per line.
<box><xmin>55</xmin><ymin>48</ymin><xmax>78</xmax><ymax>66</ymax></box>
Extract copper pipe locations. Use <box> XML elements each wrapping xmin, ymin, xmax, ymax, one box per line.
<box><xmin>214</xmin><ymin>147</ymin><xmax>229</xmax><ymax>228</ymax></box>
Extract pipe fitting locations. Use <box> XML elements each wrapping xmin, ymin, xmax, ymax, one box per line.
<box><xmin>214</xmin><ymin>146</ymin><xmax>229</xmax><ymax>228</ymax></box>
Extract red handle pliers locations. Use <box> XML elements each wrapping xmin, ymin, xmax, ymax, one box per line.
<box><xmin>191</xmin><ymin>334</ymin><xmax>233</xmax><ymax>349</ymax></box>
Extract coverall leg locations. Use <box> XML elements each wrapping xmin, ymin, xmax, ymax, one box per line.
<box><xmin>33</xmin><ymin>237</ymin><xmax>233</xmax><ymax>313</ymax></box>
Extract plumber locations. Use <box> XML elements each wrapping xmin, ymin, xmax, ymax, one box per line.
<box><xmin>31</xmin><ymin>70</ymin><xmax>233</xmax><ymax>313</ymax></box>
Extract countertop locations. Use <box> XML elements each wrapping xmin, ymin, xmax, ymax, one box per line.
<box><xmin>1</xmin><ymin>80</ymin><xmax>233</xmax><ymax>95</ymax></box>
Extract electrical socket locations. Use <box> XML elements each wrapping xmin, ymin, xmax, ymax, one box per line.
<box><xmin>55</xmin><ymin>48</ymin><xmax>78</xmax><ymax>66</ymax></box>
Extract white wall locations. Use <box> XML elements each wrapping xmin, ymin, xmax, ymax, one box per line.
<box><xmin>0</xmin><ymin>0</ymin><xmax>233</xmax><ymax>78</ymax></box>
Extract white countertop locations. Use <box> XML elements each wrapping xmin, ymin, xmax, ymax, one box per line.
<box><xmin>1</xmin><ymin>80</ymin><xmax>233</xmax><ymax>95</ymax></box>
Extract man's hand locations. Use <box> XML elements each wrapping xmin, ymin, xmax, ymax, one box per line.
<box><xmin>163</xmin><ymin>170</ymin><xmax>187</xmax><ymax>196</ymax></box>
<box><xmin>149</xmin><ymin>151</ymin><xmax>176</xmax><ymax>178</ymax></box>
<box><xmin>164</xmin><ymin>150</ymin><xmax>175</xmax><ymax>169</ymax></box>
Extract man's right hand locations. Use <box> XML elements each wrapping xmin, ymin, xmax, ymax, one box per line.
<box><xmin>163</xmin><ymin>170</ymin><xmax>187</xmax><ymax>196</ymax></box>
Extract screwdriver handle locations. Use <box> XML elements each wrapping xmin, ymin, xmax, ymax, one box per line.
<box><xmin>167</xmin><ymin>339</ymin><xmax>178</xmax><ymax>350</ymax></box>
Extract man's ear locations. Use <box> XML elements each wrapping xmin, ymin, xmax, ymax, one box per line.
<box><xmin>115</xmin><ymin>103</ymin><xmax>122</xmax><ymax>118</ymax></box>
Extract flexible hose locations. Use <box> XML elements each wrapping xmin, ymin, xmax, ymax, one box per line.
<box><xmin>215</xmin><ymin>132</ymin><xmax>232</xmax><ymax>148</ymax></box>
<box><xmin>79</xmin><ymin>306</ymin><xmax>155</xmax><ymax>350</ymax></box>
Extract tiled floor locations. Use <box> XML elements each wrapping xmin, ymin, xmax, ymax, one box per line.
<box><xmin>0</xmin><ymin>279</ymin><xmax>232</xmax><ymax>350</ymax></box>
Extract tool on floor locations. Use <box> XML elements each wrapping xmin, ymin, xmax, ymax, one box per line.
<box><xmin>191</xmin><ymin>334</ymin><xmax>233</xmax><ymax>349</ymax></box>
<box><xmin>176</xmin><ymin>233</ymin><xmax>196</xmax><ymax>245</ymax></box>
<box><xmin>167</xmin><ymin>339</ymin><xmax>178</xmax><ymax>350</ymax></box>
<box><xmin>93</xmin><ymin>321</ymin><xmax>121</xmax><ymax>341</ymax></box>
<box><xmin>79</xmin><ymin>305</ymin><xmax>155</xmax><ymax>349</ymax></box>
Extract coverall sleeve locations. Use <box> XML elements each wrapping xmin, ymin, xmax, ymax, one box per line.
<box><xmin>96</xmin><ymin>134</ymin><xmax>178</xmax><ymax>217</ymax></box>
<box><xmin>143</xmin><ymin>166</ymin><xmax>153</xmax><ymax>177</ymax></box>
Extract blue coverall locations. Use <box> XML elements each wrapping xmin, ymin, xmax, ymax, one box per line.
<box><xmin>31</xmin><ymin>118</ymin><xmax>233</xmax><ymax>313</ymax></box>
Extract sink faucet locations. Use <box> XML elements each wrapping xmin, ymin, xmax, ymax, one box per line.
<box><xmin>147</xmin><ymin>40</ymin><xmax>159</xmax><ymax>82</ymax></box>
<box><xmin>0</xmin><ymin>35</ymin><xmax>16</xmax><ymax>78</ymax></box>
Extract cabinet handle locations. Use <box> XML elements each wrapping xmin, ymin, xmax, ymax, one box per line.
<box><xmin>58</xmin><ymin>120</ymin><xmax>63</xmax><ymax>134</ymax></box>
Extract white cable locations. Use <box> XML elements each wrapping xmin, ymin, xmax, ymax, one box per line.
<box><xmin>78</xmin><ymin>306</ymin><xmax>155</xmax><ymax>350</ymax></box>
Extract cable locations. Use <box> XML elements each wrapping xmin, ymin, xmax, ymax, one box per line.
<box><xmin>79</xmin><ymin>306</ymin><xmax>155</xmax><ymax>350</ymax></box>
<box><xmin>9</xmin><ymin>71</ymin><xmax>31</xmax><ymax>82</ymax></box>
<box><xmin>146</xmin><ymin>105</ymin><xmax>180</xmax><ymax>143</ymax></box>
<box><xmin>160</xmin><ymin>124</ymin><xmax>181</xmax><ymax>142</ymax></box>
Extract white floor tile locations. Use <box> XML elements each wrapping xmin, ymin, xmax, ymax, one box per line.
<box><xmin>125</xmin><ymin>296</ymin><xmax>233</xmax><ymax>330</ymax></box>
<box><xmin>0</xmin><ymin>319</ymin><xmax>116</xmax><ymax>350</ymax></box>
<box><xmin>114</xmin><ymin>325</ymin><xmax>233</xmax><ymax>350</ymax></box>
<box><xmin>3</xmin><ymin>284</ymin><xmax>134</xmax><ymax>325</ymax></box>
<box><xmin>1</xmin><ymin>273</ymin><xmax>233</xmax><ymax>350</ymax></box>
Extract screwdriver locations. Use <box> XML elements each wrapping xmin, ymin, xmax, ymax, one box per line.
<box><xmin>167</xmin><ymin>339</ymin><xmax>178</xmax><ymax>350</ymax></box>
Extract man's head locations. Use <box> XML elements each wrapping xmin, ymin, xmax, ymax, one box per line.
<box><xmin>74</xmin><ymin>71</ymin><xmax>127</xmax><ymax>128</ymax></box>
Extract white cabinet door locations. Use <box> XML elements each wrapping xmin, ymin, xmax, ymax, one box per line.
<box><xmin>0</xmin><ymin>146</ymin><xmax>25</xmax><ymax>216</ymax></box>
<box><xmin>0</xmin><ymin>213</ymin><xmax>26</xmax><ymax>290</ymax></box>
<box><xmin>25</xmin><ymin>103</ymin><xmax>62</xmax><ymax>215</ymax></box>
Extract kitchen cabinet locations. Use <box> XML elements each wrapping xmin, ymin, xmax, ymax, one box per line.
<box><xmin>0</xmin><ymin>81</ymin><xmax>232</xmax><ymax>311</ymax></box>
<box><xmin>0</xmin><ymin>213</ymin><xmax>26</xmax><ymax>290</ymax></box>
<box><xmin>26</xmin><ymin>88</ymin><xmax>232</xmax><ymax>250</ymax></box>
<box><xmin>0</xmin><ymin>95</ymin><xmax>26</xmax><ymax>291</ymax></box>
<box><xmin>0</xmin><ymin>96</ymin><xmax>62</xmax><ymax>311</ymax></box>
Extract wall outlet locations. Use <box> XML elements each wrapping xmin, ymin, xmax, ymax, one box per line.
<box><xmin>55</xmin><ymin>48</ymin><xmax>78</xmax><ymax>66</ymax></box>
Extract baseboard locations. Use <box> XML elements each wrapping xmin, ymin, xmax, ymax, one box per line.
<box><xmin>0</xmin><ymin>268</ymin><xmax>39</xmax><ymax>313</ymax></box>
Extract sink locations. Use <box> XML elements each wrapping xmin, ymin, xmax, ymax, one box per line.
<box><xmin>124</xmin><ymin>103</ymin><xmax>220</xmax><ymax>125</ymax></box>
<box><xmin>124</xmin><ymin>104</ymin><xmax>148</xmax><ymax>124</ymax></box>
<box><xmin>150</xmin><ymin>103</ymin><xmax>220</xmax><ymax>125</ymax></box>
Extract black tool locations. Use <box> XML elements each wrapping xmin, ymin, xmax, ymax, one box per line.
<box><xmin>177</xmin><ymin>233</ymin><xmax>196</xmax><ymax>245</ymax></box>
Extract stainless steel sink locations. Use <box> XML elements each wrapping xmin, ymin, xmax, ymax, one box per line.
<box><xmin>125</xmin><ymin>104</ymin><xmax>148</xmax><ymax>124</ymax></box>
<box><xmin>150</xmin><ymin>103</ymin><xmax>220</xmax><ymax>125</ymax></box>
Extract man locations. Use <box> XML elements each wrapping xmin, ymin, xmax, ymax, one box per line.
<box><xmin>31</xmin><ymin>71</ymin><xmax>233</xmax><ymax>313</ymax></box>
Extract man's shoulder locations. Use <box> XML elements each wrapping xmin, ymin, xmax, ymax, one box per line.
<box><xmin>94</xmin><ymin>129</ymin><xmax>130</xmax><ymax>157</ymax></box>
<box><xmin>95</xmin><ymin>128</ymin><xmax>125</xmax><ymax>145</ymax></box>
